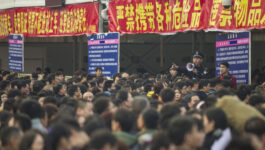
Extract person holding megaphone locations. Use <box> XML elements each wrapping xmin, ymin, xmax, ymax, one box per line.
<box><xmin>173</xmin><ymin>51</ymin><xmax>208</xmax><ymax>79</ymax></box>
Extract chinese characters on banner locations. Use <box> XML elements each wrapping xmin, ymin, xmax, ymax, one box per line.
<box><xmin>0</xmin><ymin>3</ymin><xmax>98</xmax><ymax>39</ymax></box>
<box><xmin>216</xmin><ymin>32</ymin><xmax>250</xmax><ymax>85</ymax></box>
<box><xmin>109</xmin><ymin>0</ymin><xmax>265</xmax><ymax>33</ymax></box>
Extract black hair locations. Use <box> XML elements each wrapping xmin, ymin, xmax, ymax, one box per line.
<box><xmin>144</xmin><ymin>83</ymin><xmax>152</xmax><ymax>93</ymax></box>
<box><xmin>79</xmin><ymin>84</ymin><xmax>87</xmax><ymax>95</ymax></box>
<box><xmin>2</xmin><ymin>71</ymin><xmax>10</xmax><ymax>77</ymax></box>
<box><xmin>0</xmin><ymin>80</ymin><xmax>10</xmax><ymax>91</ymax></box>
<box><xmin>142</xmin><ymin>108</ymin><xmax>159</xmax><ymax>129</ymax></box>
<box><xmin>53</xmin><ymin>83</ymin><xmax>64</xmax><ymax>95</ymax></box>
<box><xmin>226</xmin><ymin>135</ymin><xmax>255</xmax><ymax>150</ymax></box>
<box><xmin>3</xmin><ymin>98</ymin><xmax>16</xmax><ymax>113</ymax></box>
<box><xmin>93</xmin><ymin>96</ymin><xmax>111</xmax><ymax>115</ymax></box>
<box><xmin>103</xmin><ymin>80</ymin><xmax>113</xmax><ymax>92</ymax></box>
<box><xmin>47</xmin><ymin>123</ymin><xmax>71</xmax><ymax>150</ymax></box>
<box><xmin>11</xmin><ymin>80</ymin><xmax>19</xmax><ymax>89</ymax></box>
<box><xmin>47</xmin><ymin>73</ymin><xmax>56</xmax><ymax>84</ymax></box>
<box><xmin>150</xmin><ymin>131</ymin><xmax>170</xmax><ymax>150</ymax></box>
<box><xmin>31</xmin><ymin>72</ymin><xmax>38</xmax><ymax>80</ymax></box>
<box><xmin>159</xmin><ymin>103</ymin><xmax>181</xmax><ymax>129</ymax></box>
<box><xmin>248</xmin><ymin>94</ymin><xmax>265</xmax><ymax>107</ymax></box>
<box><xmin>90</xmin><ymin>129</ymin><xmax>117</xmax><ymax>150</ymax></box>
<box><xmin>16</xmin><ymin>80</ymin><xmax>27</xmax><ymax>90</ymax></box>
<box><xmin>199</xmin><ymin>79</ymin><xmax>209</xmax><ymax>89</ymax></box>
<box><xmin>168</xmin><ymin>116</ymin><xmax>197</xmax><ymax>146</ymax></box>
<box><xmin>14</xmin><ymin>113</ymin><xmax>32</xmax><ymax>132</ymax></box>
<box><xmin>38</xmin><ymin>90</ymin><xmax>54</xmax><ymax>98</ymax></box>
<box><xmin>0</xmin><ymin>111</ymin><xmax>13</xmax><ymax>131</ymax></box>
<box><xmin>113</xmin><ymin>108</ymin><xmax>135</xmax><ymax>132</ymax></box>
<box><xmin>32</xmin><ymin>81</ymin><xmax>45</xmax><ymax>95</ymax></box>
<box><xmin>67</xmin><ymin>85</ymin><xmax>79</xmax><ymax>97</ymax></box>
<box><xmin>220</xmin><ymin>61</ymin><xmax>229</xmax><ymax>68</ymax></box>
<box><xmin>245</xmin><ymin>117</ymin><xmax>265</xmax><ymax>138</ymax></box>
<box><xmin>7</xmin><ymin>89</ymin><xmax>22</xmax><ymax>99</ymax></box>
<box><xmin>160</xmin><ymin>88</ymin><xmax>175</xmax><ymax>103</ymax></box>
<box><xmin>204</xmin><ymin>108</ymin><xmax>228</xmax><ymax>130</ymax></box>
<box><xmin>43</xmin><ymin>96</ymin><xmax>58</xmax><ymax>106</ymax></box>
<box><xmin>214</xmin><ymin>89</ymin><xmax>235</xmax><ymax>98</ymax></box>
<box><xmin>0</xmin><ymin>127</ymin><xmax>21</xmax><ymax>147</ymax></box>
<box><xmin>95</xmin><ymin>67</ymin><xmax>102</xmax><ymax>72</ymax></box>
<box><xmin>175</xmin><ymin>81</ymin><xmax>186</xmax><ymax>90</ymax></box>
<box><xmin>222</xmin><ymin>80</ymin><xmax>233</xmax><ymax>88</ymax></box>
<box><xmin>19</xmin><ymin>100</ymin><xmax>44</xmax><ymax>119</ymax></box>
<box><xmin>115</xmin><ymin>90</ymin><xmax>129</xmax><ymax>106</ymax></box>
<box><xmin>83</xmin><ymin>114</ymin><xmax>106</xmax><ymax>136</ymax></box>
<box><xmin>19</xmin><ymin>130</ymin><xmax>45</xmax><ymax>150</ymax></box>
<box><xmin>236</xmin><ymin>84</ymin><xmax>251</xmax><ymax>101</ymax></box>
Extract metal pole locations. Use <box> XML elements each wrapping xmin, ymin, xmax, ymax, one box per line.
<box><xmin>98</xmin><ymin>0</ymin><xmax>104</xmax><ymax>33</ymax></box>
<box><xmin>160</xmin><ymin>36</ymin><xmax>164</xmax><ymax>69</ymax></box>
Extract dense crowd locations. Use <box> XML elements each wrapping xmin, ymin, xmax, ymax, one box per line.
<box><xmin>0</xmin><ymin>64</ymin><xmax>264</xmax><ymax>150</ymax></box>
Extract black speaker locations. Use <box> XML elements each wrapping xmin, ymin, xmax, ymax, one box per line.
<box><xmin>45</xmin><ymin>0</ymin><xmax>65</xmax><ymax>8</ymax></box>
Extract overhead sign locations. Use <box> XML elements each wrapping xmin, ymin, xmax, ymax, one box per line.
<box><xmin>87</xmin><ymin>33</ymin><xmax>120</xmax><ymax>77</ymax></box>
<box><xmin>8</xmin><ymin>34</ymin><xmax>24</xmax><ymax>72</ymax></box>
<box><xmin>109</xmin><ymin>0</ymin><xmax>265</xmax><ymax>33</ymax></box>
<box><xmin>216</xmin><ymin>32</ymin><xmax>251</xmax><ymax>85</ymax></box>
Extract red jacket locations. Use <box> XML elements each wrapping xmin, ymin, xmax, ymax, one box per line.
<box><xmin>218</xmin><ymin>72</ymin><xmax>237</xmax><ymax>88</ymax></box>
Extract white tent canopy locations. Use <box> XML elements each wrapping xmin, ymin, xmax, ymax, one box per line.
<box><xmin>0</xmin><ymin>0</ymin><xmax>96</xmax><ymax>10</ymax></box>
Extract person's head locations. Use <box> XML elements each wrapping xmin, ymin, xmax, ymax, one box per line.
<box><xmin>19</xmin><ymin>130</ymin><xmax>45</xmax><ymax>150</ymax></box>
<box><xmin>174</xmin><ymin>88</ymin><xmax>182</xmax><ymax>101</ymax></box>
<box><xmin>67</xmin><ymin>85</ymin><xmax>82</xmax><ymax>100</ymax></box>
<box><xmin>176</xmin><ymin>82</ymin><xmax>188</xmax><ymax>95</ymax></box>
<box><xmin>90</xmin><ymin>129</ymin><xmax>118</xmax><ymax>150</ymax></box>
<box><xmin>55</xmin><ymin>71</ymin><xmax>64</xmax><ymax>83</ymax></box>
<box><xmin>121</xmin><ymin>72</ymin><xmax>129</xmax><ymax>79</ymax></box>
<box><xmin>187</xmin><ymin>94</ymin><xmax>200</xmax><ymax>109</ymax></box>
<box><xmin>47</xmin><ymin>123</ymin><xmax>72</xmax><ymax>150</ymax></box>
<box><xmin>12</xmin><ymin>113</ymin><xmax>32</xmax><ymax>132</ymax></box>
<box><xmin>248</xmin><ymin>94</ymin><xmax>265</xmax><ymax>107</ymax></box>
<box><xmin>112</xmin><ymin>108</ymin><xmax>135</xmax><ymax>132</ymax></box>
<box><xmin>19</xmin><ymin>100</ymin><xmax>44</xmax><ymax>119</ymax></box>
<box><xmin>131</xmin><ymin>96</ymin><xmax>150</xmax><ymax>117</ymax></box>
<box><xmin>159</xmin><ymin>103</ymin><xmax>181</xmax><ymax>129</ymax></box>
<box><xmin>1</xmin><ymin>91</ymin><xmax>8</xmax><ymax>104</ymax></box>
<box><xmin>17</xmin><ymin>80</ymin><xmax>30</xmax><ymax>96</ymax></box>
<box><xmin>32</xmin><ymin>81</ymin><xmax>45</xmax><ymax>95</ymax></box>
<box><xmin>4</xmin><ymin>98</ymin><xmax>16</xmax><ymax>114</ymax></box>
<box><xmin>0</xmin><ymin>127</ymin><xmax>23</xmax><ymax>150</ymax></box>
<box><xmin>0</xmin><ymin>80</ymin><xmax>11</xmax><ymax>94</ymax></box>
<box><xmin>0</xmin><ymin>110</ymin><xmax>13</xmax><ymax>131</ymax></box>
<box><xmin>160</xmin><ymin>88</ymin><xmax>175</xmax><ymax>103</ymax></box>
<box><xmin>36</xmin><ymin>67</ymin><xmax>42</xmax><ymax>74</ymax></box>
<box><xmin>115</xmin><ymin>90</ymin><xmax>133</xmax><ymax>108</ymax></box>
<box><xmin>226</xmin><ymin>134</ymin><xmax>263</xmax><ymax>150</ymax></box>
<box><xmin>95</xmin><ymin>67</ymin><xmax>103</xmax><ymax>77</ymax></box>
<box><xmin>199</xmin><ymin>79</ymin><xmax>210</xmax><ymax>92</ymax></box>
<box><xmin>83</xmin><ymin>91</ymin><xmax>94</xmax><ymax>102</ymax></box>
<box><xmin>169</xmin><ymin>67</ymin><xmax>177</xmax><ymax>77</ymax></box>
<box><xmin>245</xmin><ymin>117</ymin><xmax>265</xmax><ymax>143</ymax></box>
<box><xmin>220</xmin><ymin>62</ymin><xmax>230</xmax><ymax>75</ymax></box>
<box><xmin>203</xmin><ymin>108</ymin><xmax>228</xmax><ymax>134</ymax></box>
<box><xmin>137</xmin><ymin>108</ymin><xmax>159</xmax><ymax>130</ymax></box>
<box><xmin>93</xmin><ymin>96</ymin><xmax>114</xmax><ymax>115</ymax></box>
<box><xmin>103</xmin><ymin>80</ymin><xmax>114</xmax><ymax>92</ymax></box>
<box><xmin>83</xmin><ymin>114</ymin><xmax>106</xmax><ymax>136</ymax></box>
<box><xmin>54</xmin><ymin>83</ymin><xmax>67</xmax><ymax>96</ymax></box>
<box><xmin>168</xmin><ymin>115</ymin><xmax>205</xmax><ymax>148</ymax></box>
<box><xmin>192</xmin><ymin>51</ymin><xmax>204</xmax><ymax>66</ymax></box>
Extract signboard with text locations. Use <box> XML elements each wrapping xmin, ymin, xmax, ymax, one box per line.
<box><xmin>8</xmin><ymin>34</ymin><xmax>24</xmax><ymax>72</ymax></box>
<box><xmin>87</xmin><ymin>33</ymin><xmax>120</xmax><ymax>77</ymax></box>
<box><xmin>216</xmin><ymin>32</ymin><xmax>251</xmax><ymax>85</ymax></box>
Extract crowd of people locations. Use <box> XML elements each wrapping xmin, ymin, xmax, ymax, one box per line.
<box><xmin>0</xmin><ymin>57</ymin><xmax>265</xmax><ymax>150</ymax></box>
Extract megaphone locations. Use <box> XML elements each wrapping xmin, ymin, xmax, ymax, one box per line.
<box><xmin>186</xmin><ymin>63</ymin><xmax>195</xmax><ymax>71</ymax></box>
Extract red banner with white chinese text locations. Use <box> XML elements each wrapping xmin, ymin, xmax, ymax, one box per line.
<box><xmin>109</xmin><ymin>0</ymin><xmax>265</xmax><ymax>33</ymax></box>
<box><xmin>0</xmin><ymin>2</ymin><xmax>99</xmax><ymax>39</ymax></box>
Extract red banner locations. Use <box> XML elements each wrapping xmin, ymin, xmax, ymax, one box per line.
<box><xmin>109</xmin><ymin>0</ymin><xmax>265</xmax><ymax>33</ymax></box>
<box><xmin>0</xmin><ymin>3</ymin><xmax>99</xmax><ymax>39</ymax></box>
